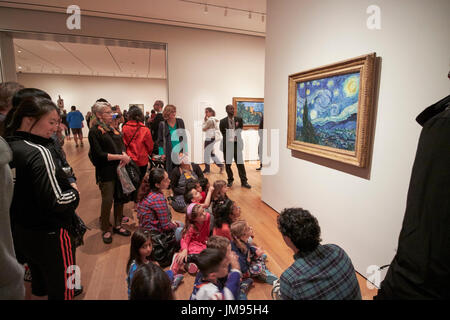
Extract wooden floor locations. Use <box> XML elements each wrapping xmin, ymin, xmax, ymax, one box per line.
<box><xmin>64</xmin><ymin>138</ymin><xmax>377</xmax><ymax>300</ymax></box>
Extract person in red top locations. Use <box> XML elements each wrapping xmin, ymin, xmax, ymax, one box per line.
<box><xmin>122</xmin><ymin>106</ymin><xmax>154</xmax><ymax>179</ymax></box>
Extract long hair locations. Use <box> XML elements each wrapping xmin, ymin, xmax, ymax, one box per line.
<box><xmin>3</xmin><ymin>88</ymin><xmax>51</xmax><ymax>137</ymax></box>
<box><xmin>129</xmin><ymin>263</ymin><xmax>174</xmax><ymax>300</ymax></box>
<box><xmin>182</xmin><ymin>203</ymin><xmax>203</xmax><ymax>236</ymax></box>
<box><xmin>204</xmin><ymin>107</ymin><xmax>216</xmax><ymax>122</ymax></box>
<box><xmin>5</xmin><ymin>95</ymin><xmax>59</xmax><ymax>137</ymax></box>
<box><xmin>211</xmin><ymin>180</ymin><xmax>227</xmax><ymax>201</ymax></box>
<box><xmin>126</xmin><ymin>229</ymin><xmax>153</xmax><ymax>274</ymax></box>
<box><xmin>136</xmin><ymin>168</ymin><xmax>166</xmax><ymax>203</ymax></box>
<box><xmin>213</xmin><ymin>198</ymin><xmax>234</xmax><ymax>229</ymax></box>
<box><xmin>230</xmin><ymin>220</ymin><xmax>250</xmax><ymax>254</ymax></box>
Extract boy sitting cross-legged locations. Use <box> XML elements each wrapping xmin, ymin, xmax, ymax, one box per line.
<box><xmin>190</xmin><ymin>247</ymin><xmax>241</xmax><ymax>300</ymax></box>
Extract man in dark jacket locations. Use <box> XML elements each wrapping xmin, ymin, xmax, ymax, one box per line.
<box><xmin>150</xmin><ymin>100</ymin><xmax>164</xmax><ymax>155</ymax></box>
<box><xmin>219</xmin><ymin>104</ymin><xmax>251</xmax><ymax>188</ymax></box>
<box><xmin>375</xmin><ymin>95</ymin><xmax>450</xmax><ymax>299</ymax></box>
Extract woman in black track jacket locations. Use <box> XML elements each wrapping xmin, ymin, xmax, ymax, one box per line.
<box><xmin>6</xmin><ymin>96</ymin><xmax>79</xmax><ymax>300</ymax></box>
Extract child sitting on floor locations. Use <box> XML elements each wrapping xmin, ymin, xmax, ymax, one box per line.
<box><xmin>184</xmin><ymin>180</ymin><xmax>214</xmax><ymax>210</ymax></box>
<box><xmin>230</xmin><ymin>220</ymin><xmax>278</xmax><ymax>287</ymax></box>
<box><xmin>210</xmin><ymin>180</ymin><xmax>230</xmax><ymax>213</ymax></box>
<box><xmin>126</xmin><ymin>229</ymin><xmax>183</xmax><ymax>298</ymax></box>
<box><xmin>170</xmin><ymin>203</ymin><xmax>211</xmax><ymax>275</ymax></box>
<box><xmin>212</xmin><ymin>199</ymin><xmax>241</xmax><ymax>241</ymax></box>
<box><xmin>198</xmin><ymin>177</ymin><xmax>210</xmax><ymax>204</ymax></box>
<box><xmin>190</xmin><ymin>248</ymin><xmax>242</xmax><ymax>300</ymax></box>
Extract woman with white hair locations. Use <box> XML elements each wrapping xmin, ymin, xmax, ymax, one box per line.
<box><xmin>88</xmin><ymin>102</ymin><xmax>131</xmax><ymax>244</ymax></box>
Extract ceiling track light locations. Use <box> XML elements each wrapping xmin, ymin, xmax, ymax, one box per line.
<box><xmin>224</xmin><ymin>7</ymin><xmax>228</xmax><ymax>16</ymax></box>
<box><xmin>204</xmin><ymin>4</ymin><xmax>208</xmax><ymax>14</ymax></box>
<box><xmin>262</xmin><ymin>14</ymin><xmax>265</xmax><ymax>23</ymax></box>
<box><xmin>248</xmin><ymin>11</ymin><xmax>252</xmax><ymax>19</ymax></box>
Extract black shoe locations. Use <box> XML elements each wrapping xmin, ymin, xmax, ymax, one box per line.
<box><xmin>113</xmin><ymin>227</ymin><xmax>131</xmax><ymax>237</ymax></box>
<box><xmin>74</xmin><ymin>286</ymin><xmax>83</xmax><ymax>297</ymax></box>
<box><xmin>227</xmin><ymin>181</ymin><xmax>233</xmax><ymax>187</ymax></box>
<box><xmin>256</xmin><ymin>165</ymin><xmax>262</xmax><ymax>171</ymax></box>
<box><xmin>102</xmin><ymin>232</ymin><xmax>112</xmax><ymax>244</ymax></box>
<box><xmin>242</xmin><ymin>182</ymin><xmax>252</xmax><ymax>189</ymax></box>
<box><xmin>202</xmin><ymin>170</ymin><xmax>210</xmax><ymax>174</ymax></box>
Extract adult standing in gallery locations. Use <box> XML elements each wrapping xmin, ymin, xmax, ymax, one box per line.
<box><xmin>88</xmin><ymin>101</ymin><xmax>131</xmax><ymax>244</ymax></box>
<box><xmin>6</xmin><ymin>96</ymin><xmax>80</xmax><ymax>300</ymax></box>
<box><xmin>257</xmin><ymin>115</ymin><xmax>264</xmax><ymax>171</ymax></box>
<box><xmin>66</xmin><ymin>105</ymin><xmax>84</xmax><ymax>147</ymax></box>
<box><xmin>276</xmin><ymin>207</ymin><xmax>361</xmax><ymax>300</ymax></box>
<box><xmin>150</xmin><ymin>100</ymin><xmax>164</xmax><ymax>155</ymax></box>
<box><xmin>156</xmin><ymin>104</ymin><xmax>187</xmax><ymax>174</ymax></box>
<box><xmin>122</xmin><ymin>105</ymin><xmax>154</xmax><ymax>180</ymax></box>
<box><xmin>375</xmin><ymin>94</ymin><xmax>450</xmax><ymax>300</ymax></box>
<box><xmin>219</xmin><ymin>104</ymin><xmax>251</xmax><ymax>188</ymax></box>
<box><xmin>202</xmin><ymin>107</ymin><xmax>224</xmax><ymax>174</ymax></box>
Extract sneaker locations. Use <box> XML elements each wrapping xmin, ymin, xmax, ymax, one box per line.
<box><xmin>171</xmin><ymin>274</ymin><xmax>184</xmax><ymax>290</ymax></box>
<box><xmin>170</xmin><ymin>253</ymin><xmax>181</xmax><ymax>274</ymax></box>
<box><xmin>271</xmin><ymin>279</ymin><xmax>281</xmax><ymax>300</ymax></box>
<box><xmin>240</xmin><ymin>278</ymin><xmax>253</xmax><ymax>295</ymax></box>
<box><xmin>265</xmin><ymin>271</ymin><xmax>278</xmax><ymax>285</ymax></box>
<box><xmin>186</xmin><ymin>263</ymin><xmax>198</xmax><ymax>275</ymax></box>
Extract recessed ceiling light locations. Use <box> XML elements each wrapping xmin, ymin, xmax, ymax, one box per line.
<box><xmin>17</xmin><ymin>50</ymin><xmax>22</xmax><ymax>53</ymax></box>
<box><xmin>18</xmin><ymin>66</ymin><xmax>22</xmax><ymax>69</ymax></box>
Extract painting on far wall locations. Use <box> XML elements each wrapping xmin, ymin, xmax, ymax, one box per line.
<box><xmin>287</xmin><ymin>53</ymin><xmax>377</xmax><ymax>168</ymax></box>
<box><xmin>232</xmin><ymin>97</ymin><xmax>264</xmax><ymax>129</ymax></box>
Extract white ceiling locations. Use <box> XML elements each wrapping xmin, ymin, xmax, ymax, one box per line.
<box><xmin>3</xmin><ymin>0</ymin><xmax>266</xmax><ymax>79</ymax></box>
<box><xmin>14</xmin><ymin>39</ymin><xmax>167</xmax><ymax>79</ymax></box>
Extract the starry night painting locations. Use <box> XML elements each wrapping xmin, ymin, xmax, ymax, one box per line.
<box><xmin>295</xmin><ymin>72</ymin><xmax>360</xmax><ymax>151</ymax></box>
<box><xmin>287</xmin><ymin>53</ymin><xmax>377</xmax><ymax>167</ymax></box>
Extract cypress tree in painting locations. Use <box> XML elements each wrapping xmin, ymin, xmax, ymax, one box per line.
<box><xmin>301</xmin><ymin>99</ymin><xmax>318</xmax><ymax>144</ymax></box>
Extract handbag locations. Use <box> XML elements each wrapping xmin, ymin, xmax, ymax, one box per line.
<box><xmin>68</xmin><ymin>212</ymin><xmax>89</xmax><ymax>248</ymax></box>
<box><xmin>150</xmin><ymin>230</ymin><xmax>179</xmax><ymax>268</ymax></box>
<box><xmin>115</xmin><ymin>160</ymin><xmax>141</xmax><ymax>203</ymax></box>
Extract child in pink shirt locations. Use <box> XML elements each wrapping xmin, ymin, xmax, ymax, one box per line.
<box><xmin>170</xmin><ymin>203</ymin><xmax>211</xmax><ymax>275</ymax></box>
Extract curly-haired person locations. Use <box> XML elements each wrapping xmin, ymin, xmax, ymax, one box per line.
<box><xmin>276</xmin><ymin>208</ymin><xmax>361</xmax><ymax>300</ymax></box>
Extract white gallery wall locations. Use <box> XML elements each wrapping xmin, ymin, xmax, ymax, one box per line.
<box><xmin>0</xmin><ymin>7</ymin><xmax>265</xmax><ymax>162</ymax></box>
<box><xmin>263</xmin><ymin>0</ymin><xmax>450</xmax><ymax>282</ymax></box>
<box><xmin>17</xmin><ymin>73</ymin><xmax>167</xmax><ymax>137</ymax></box>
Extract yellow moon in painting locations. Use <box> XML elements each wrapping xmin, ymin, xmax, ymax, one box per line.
<box><xmin>343</xmin><ymin>76</ymin><xmax>359</xmax><ymax>97</ymax></box>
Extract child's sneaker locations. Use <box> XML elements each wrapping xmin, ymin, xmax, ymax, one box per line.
<box><xmin>265</xmin><ymin>271</ymin><xmax>278</xmax><ymax>285</ymax></box>
<box><xmin>240</xmin><ymin>277</ymin><xmax>254</xmax><ymax>295</ymax></box>
<box><xmin>171</xmin><ymin>274</ymin><xmax>184</xmax><ymax>290</ymax></box>
<box><xmin>186</xmin><ymin>262</ymin><xmax>198</xmax><ymax>275</ymax></box>
<box><xmin>170</xmin><ymin>253</ymin><xmax>181</xmax><ymax>274</ymax></box>
<box><xmin>271</xmin><ymin>279</ymin><xmax>281</xmax><ymax>300</ymax></box>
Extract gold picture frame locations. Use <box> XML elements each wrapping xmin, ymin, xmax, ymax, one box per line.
<box><xmin>232</xmin><ymin>97</ymin><xmax>264</xmax><ymax>130</ymax></box>
<box><xmin>287</xmin><ymin>53</ymin><xmax>377</xmax><ymax>168</ymax></box>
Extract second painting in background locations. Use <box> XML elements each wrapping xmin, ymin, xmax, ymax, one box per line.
<box><xmin>232</xmin><ymin>97</ymin><xmax>264</xmax><ymax>129</ymax></box>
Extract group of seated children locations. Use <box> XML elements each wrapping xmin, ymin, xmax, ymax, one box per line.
<box><xmin>127</xmin><ymin>175</ymin><xmax>278</xmax><ymax>300</ymax></box>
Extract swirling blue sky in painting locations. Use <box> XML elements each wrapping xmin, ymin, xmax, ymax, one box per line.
<box><xmin>295</xmin><ymin>72</ymin><xmax>360</xmax><ymax>150</ymax></box>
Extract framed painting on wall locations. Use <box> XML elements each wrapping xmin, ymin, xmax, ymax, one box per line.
<box><xmin>232</xmin><ymin>97</ymin><xmax>264</xmax><ymax>129</ymax></box>
<box><xmin>287</xmin><ymin>53</ymin><xmax>377</xmax><ymax>167</ymax></box>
